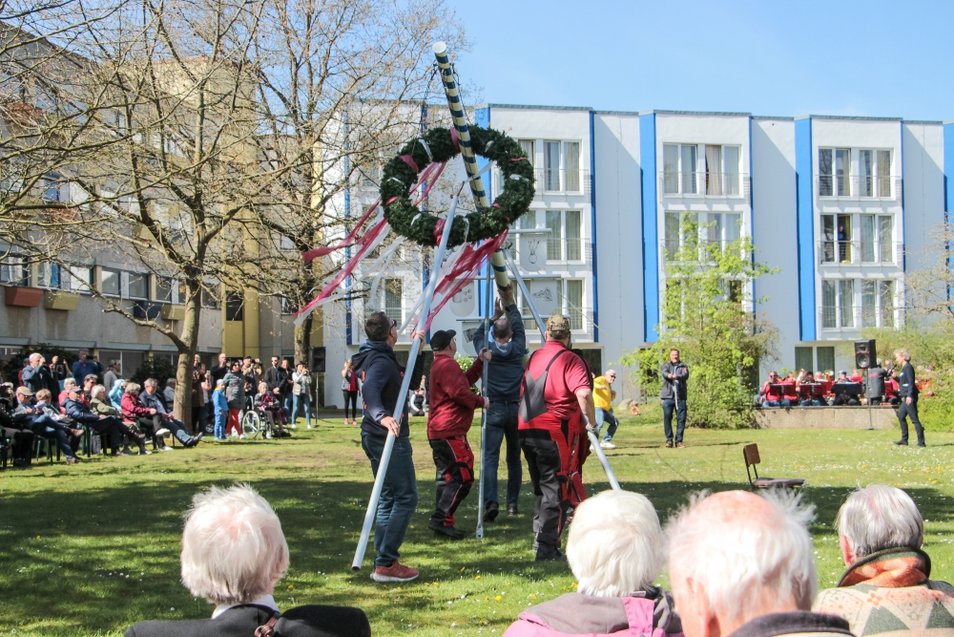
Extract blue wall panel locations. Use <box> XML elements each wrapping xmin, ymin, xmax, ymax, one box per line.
<box><xmin>639</xmin><ymin>113</ymin><xmax>658</xmax><ymax>342</ymax></box>
<box><xmin>794</xmin><ymin>118</ymin><xmax>816</xmax><ymax>341</ymax></box>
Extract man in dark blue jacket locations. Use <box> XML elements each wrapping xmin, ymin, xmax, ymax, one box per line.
<box><xmin>473</xmin><ymin>286</ymin><xmax>527</xmax><ymax>521</ymax></box>
<box><xmin>352</xmin><ymin>311</ymin><xmax>423</xmax><ymax>583</ymax></box>
<box><xmin>893</xmin><ymin>348</ymin><xmax>925</xmax><ymax>447</ymax></box>
<box><xmin>660</xmin><ymin>348</ymin><xmax>689</xmax><ymax>448</ymax></box>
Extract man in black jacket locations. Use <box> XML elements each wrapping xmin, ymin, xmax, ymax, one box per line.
<box><xmin>352</xmin><ymin>311</ymin><xmax>423</xmax><ymax>583</ymax></box>
<box><xmin>893</xmin><ymin>348</ymin><xmax>925</xmax><ymax>447</ymax></box>
<box><xmin>660</xmin><ymin>348</ymin><xmax>689</xmax><ymax>448</ymax></box>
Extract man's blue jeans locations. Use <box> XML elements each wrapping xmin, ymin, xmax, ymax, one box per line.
<box><xmin>361</xmin><ymin>431</ymin><xmax>418</xmax><ymax>567</ymax></box>
<box><xmin>596</xmin><ymin>407</ymin><xmax>619</xmax><ymax>442</ymax></box>
<box><xmin>481</xmin><ymin>401</ymin><xmax>521</xmax><ymax>508</ymax></box>
<box><xmin>661</xmin><ymin>398</ymin><xmax>686</xmax><ymax>443</ymax></box>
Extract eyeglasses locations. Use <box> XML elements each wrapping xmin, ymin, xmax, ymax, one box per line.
<box><xmin>390</xmin><ymin>319</ymin><xmax>397</xmax><ymax>329</ymax></box>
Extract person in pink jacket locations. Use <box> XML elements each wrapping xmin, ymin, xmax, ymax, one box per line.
<box><xmin>425</xmin><ymin>330</ymin><xmax>488</xmax><ymax>540</ymax></box>
<box><xmin>503</xmin><ymin>489</ymin><xmax>684</xmax><ymax>637</ymax></box>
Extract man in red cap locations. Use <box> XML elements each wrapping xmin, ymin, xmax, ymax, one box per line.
<box><xmin>426</xmin><ymin>329</ymin><xmax>488</xmax><ymax>540</ymax></box>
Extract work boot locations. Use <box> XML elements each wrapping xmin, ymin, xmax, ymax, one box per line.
<box><xmin>484</xmin><ymin>501</ymin><xmax>499</xmax><ymax>523</ymax></box>
<box><xmin>428</xmin><ymin>519</ymin><xmax>466</xmax><ymax>540</ymax></box>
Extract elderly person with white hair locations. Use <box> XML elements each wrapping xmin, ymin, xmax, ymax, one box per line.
<box><xmin>667</xmin><ymin>490</ymin><xmax>851</xmax><ymax>637</ymax></box>
<box><xmin>813</xmin><ymin>484</ymin><xmax>954</xmax><ymax>635</ymax></box>
<box><xmin>125</xmin><ymin>484</ymin><xmax>370</xmax><ymax>637</ymax></box>
<box><xmin>503</xmin><ymin>490</ymin><xmax>683</xmax><ymax>636</ymax></box>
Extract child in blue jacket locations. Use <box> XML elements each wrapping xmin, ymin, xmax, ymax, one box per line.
<box><xmin>211</xmin><ymin>379</ymin><xmax>228</xmax><ymax>440</ymax></box>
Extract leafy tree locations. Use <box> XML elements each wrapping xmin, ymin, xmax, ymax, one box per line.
<box><xmin>621</xmin><ymin>215</ymin><xmax>776</xmax><ymax>428</ymax></box>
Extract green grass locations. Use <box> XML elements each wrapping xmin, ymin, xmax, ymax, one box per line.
<box><xmin>1</xmin><ymin>408</ymin><xmax>952</xmax><ymax>636</ymax></box>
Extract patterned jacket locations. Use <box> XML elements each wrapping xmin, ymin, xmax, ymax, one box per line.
<box><xmin>813</xmin><ymin>547</ymin><xmax>954</xmax><ymax>636</ymax></box>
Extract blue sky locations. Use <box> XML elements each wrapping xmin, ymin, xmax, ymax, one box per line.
<box><xmin>451</xmin><ymin>0</ymin><xmax>953</xmax><ymax>121</ymax></box>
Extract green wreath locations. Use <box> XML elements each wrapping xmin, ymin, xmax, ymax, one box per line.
<box><xmin>379</xmin><ymin>126</ymin><xmax>535</xmax><ymax>247</ymax></box>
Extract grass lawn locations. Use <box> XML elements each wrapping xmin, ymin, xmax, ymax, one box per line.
<box><xmin>1</xmin><ymin>407</ymin><xmax>952</xmax><ymax>636</ymax></box>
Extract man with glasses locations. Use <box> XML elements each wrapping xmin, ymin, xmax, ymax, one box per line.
<box><xmin>353</xmin><ymin>312</ymin><xmax>424</xmax><ymax>583</ymax></box>
<box><xmin>594</xmin><ymin>369</ymin><xmax>620</xmax><ymax>449</ymax></box>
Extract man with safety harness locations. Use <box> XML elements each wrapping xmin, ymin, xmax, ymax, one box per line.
<box><xmin>518</xmin><ymin>313</ymin><xmax>597</xmax><ymax>561</ymax></box>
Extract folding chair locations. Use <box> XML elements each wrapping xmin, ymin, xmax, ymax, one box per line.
<box><xmin>742</xmin><ymin>443</ymin><xmax>805</xmax><ymax>491</ymax></box>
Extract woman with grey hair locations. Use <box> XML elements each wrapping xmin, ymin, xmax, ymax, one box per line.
<box><xmin>503</xmin><ymin>490</ymin><xmax>683</xmax><ymax>636</ymax></box>
<box><xmin>125</xmin><ymin>484</ymin><xmax>370</xmax><ymax>636</ymax></box>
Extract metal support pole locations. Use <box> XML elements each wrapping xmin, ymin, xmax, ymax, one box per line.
<box><xmin>475</xmin><ymin>264</ymin><xmax>493</xmax><ymax>539</ymax></box>
<box><xmin>351</xmin><ymin>196</ymin><xmax>462</xmax><ymax>571</ymax></box>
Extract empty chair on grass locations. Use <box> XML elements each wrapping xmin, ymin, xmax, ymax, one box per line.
<box><xmin>124</xmin><ymin>484</ymin><xmax>370</xmax><ymax>637</ymax></box>
<box><xmin>743</xmin><ymin>443</ymin><xmax>805</xmax><ymax>491</ymax></box>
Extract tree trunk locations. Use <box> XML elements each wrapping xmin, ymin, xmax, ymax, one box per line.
<box><xmin>173</xmin><ymin>282</ymin><xmax>203</xmax><ymax>430</ymax></box>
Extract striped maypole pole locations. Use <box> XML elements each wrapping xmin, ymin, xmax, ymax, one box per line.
<box><xmin>432</xmin><ymin>41</ymin><xmax>511</xmax><ymax>290</ymax></box>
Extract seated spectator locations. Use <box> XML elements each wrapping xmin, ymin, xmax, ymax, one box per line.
<box><xmin>90</xmin><ymin>384</ymin><xmax>147</xmax><ymax>455</ymax></box>
<box><xmin>0</xmin><ymin>382</ymin><xmax>35</xmax><ymax>467</ymax></box>
<box><xmin>795</xmin><ymin>370</ymin><xmax>824</xmax><ymax>407</ymax></box>
<box><xmin>139</xmin><ymin>378</ymin><xmax>202</xmax><ymax>449</ymax></box>
<box><xmin>813</xmin><ymin>484</ymin><xmax>954</xmax><ymax>635</ymax></box>
<box><xmin>58</xmin><ymin>376</ymin><xmax>80</xmax><ymax>410</ymax></box>
<box><xmin>832</xmin><ymin>370</ymin><xmax>861</xmax><ymax>406</ymax></box>
<box><xmin>408</xmin><ymin>387</ymin><xmax>427</xmax><ymax>417</ymax></box>
<box><xmin>122</xmin><ymin>382</ymin><xmax>164</xmax><ymax>454</ymax></box>
<box><xmin>63</xmin><ymin>383</ymin><xmax>144</xmax><ymax>456</ymax></box>
<box><xmin>503</xmin><ymin>489</ymin><xmax>683</xmax><ymax>637</ymax></box>
<box><xmin>13</xmin><ymin>386</ymin><xmax>82</xmax><ymax>464</ymax></box>
<box><xmin>667</xmin><ymin>490</ymin><xmax>850</xmax><ymax>637</ymax></box>
<box><xmin>254</xmin><ymin>381</ymin><xmax>288</xmax><ymax>438</ymax></box>
<box><xmin>759</xmin><ymin>371</ymin><xmax>791</xmax><ymax>407</ymax></box>
<box><xmin>124</xmin><ymin>484</ymin><xmax>371</xmax><ymax>637</ymax></box>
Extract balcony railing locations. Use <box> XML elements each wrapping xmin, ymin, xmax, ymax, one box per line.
<box><xmin>658</xmin><ymin>172</ymin><xmax>751</xmax><ymax>199</ymax></box>
<box><xmin>819</xmin><ymin>303</ymin><xmax>897</xmax><ymax>331</ymax></box>
<box><xmin>816</xmin><ymin>175</ymin><xmax>901</xmax><ymax>200</ymax></box>
<box><xmin>817</xmin><ymin>240</ymin><xmax>903</xmax><ymax>266</ymax></box>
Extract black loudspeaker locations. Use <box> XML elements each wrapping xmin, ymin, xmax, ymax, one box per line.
<box><xmin>311</xmin><ymin>346</ymin><xmax>326</xmax><ymax>373</ymax></box>
<box><xmin>854</xmin><ymin>340</ymin><xmax>876</xmax><ymax>370</ymax></box>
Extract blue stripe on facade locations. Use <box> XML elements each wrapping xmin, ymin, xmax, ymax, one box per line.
<box><xmin>639</xmin><ymin>113</ymin><xmax>659</xmax><ymax>342</ymax></box>
<box><xmin>899</xmin><ymin>122</ymin><xmax>906</xmax><ymax>273</ymax></box>
<box><xmin>794</xmin><ymin>117</ymin><xmax>816</xmax><ymax>341</ymax></box>
<box><xmin>343</xmin><ymin>111</ymin><xmax>353</xmax><ymax>346</ymax></box>
<box><xmin>589</xmin><ymin>111</ymin><xmax>599</xmax><ymax>343</ymax></box>
<box><xmin>475</xmin><ymin>107</ymin><xmax>492</xmax><ymax>313</ymax></box>
<box><xmin>945</xmin><ymin>123</ymin><xmax>954</xmax><ymax>213</ymax></box>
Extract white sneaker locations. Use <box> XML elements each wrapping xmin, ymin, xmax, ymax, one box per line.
<box><xmin>160</xmin><ymin>445</ymin><xmax>174</xmax><ymax>452</ymax></box>
<box><xmin>599</xmin><ymin>441</ymin><xmax>616</xmax><ymax>449</ymax></box>
<box><xmin>230</xmin><ymin>431</ymin><xmax>238</xmax><ymax>438</ymax></box>
<box><xmin>239</xmin><ymin>434</ymin><xmax>246</xmax><ymax>440</ymax></box>
<box><xmin>155</xmin><ymin>428</ymin><xmax>170</xmax><ymax>437</ymax></box>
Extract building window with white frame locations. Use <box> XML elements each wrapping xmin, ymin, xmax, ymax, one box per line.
<box><xmin>664</xmin><ymin>211</ymin><xmax>699</xmax><ymax>261</ymax></box>
<box><xmin>543</xmin><ymin>140</ymin><xmax>580</xmax><ymax>192</ymax></box>
<box><xmin>0</xmin><ymin>254</ymin><xmax>30</xmax><ymax>286</ymax></box>
<box><xmin>858</xmin><ymin>149</ymin><xmax>892</xmax><ymax>198</ymax></box>
<box><xmin>100</xmin><ymin>267</ymin><xmax>121</xmax><ymax>296</ymax></box>
<box><xmin>818</xmin><ymin>148</ymin><xmax>851</xmax><ymax>197</ymax></box>
<box><xmin>704</xmin><ymin>145</ymin><xmax>741</xmax><ymax>196</ymax></box>
<box><xmin>545</xmin><ymin>209</ymin><xmax>582</xmax><ymax>262</ymax></box>
<box><xmin>822</xmin><ymin>279</ymin><xmax>855</xmax><ymax>329</ymax></box>
<box><xmin>861</xmin><ymin>279</ymin><xmax>895</xmax><ymax>328</ymax></box>
<box><xmin>560</xmin><ymin>279</ymin><xmax>584</xmax><ymax>330</ymax></box>
<box><xmin>519</xmin><ymin>139</ymin><xmax>534</xmax><ymax>167</ymax></box>
<box><xmin>821</xmin><ymin>214</ymin><xmax>853</xmax><ymax>263</ymax></box>
<box><xmin>384</xmin><ymin>278</ymin><xmax>403</xmax><ymax>324</ymax></box>
<box><xmin>156</xmin><ymin>275</ymin><xmax>181</xmax><ymax>304</ymax></box>
<box><xmin>860</xmin><ymin>214</ymin><xmax>894</xmax><ymax>263</ymax></box>
<box><xmin>663</xmin><ymin>144</ymin><xmax>698</xmax><ymax>195</ymax></box>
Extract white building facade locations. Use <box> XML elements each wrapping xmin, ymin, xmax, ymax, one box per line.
<box><xmin>321</xmin><ymin>104</ymin><xmax>952</xmax><ymax>405</ymax></box>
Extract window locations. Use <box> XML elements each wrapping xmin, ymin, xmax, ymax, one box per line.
<box><xmin>704</xmin><ymin>145</ymin><xmax>741</xmax><ymax>196</ymax></box>
<box><xmin>860</xmin><ymin>215</ymin><xmax>894</xmax><ymax>263</ymax></box>
<box><xmin>663</xmin><ymin>144</ymin><xmax>698</xmax><ymax>195</ymax></box>
<box><xmin>821</xmin><ymin>214</ymin><xmax>852</xmax><ymax>263</ymax></box>
<box><xmin>664</xmin><ymin>211</ymin><xmax>699</xmax><ymax>261</ymax></box>
<box><xmin>202</xmin><ymin>288</ymin><xmax>220</xmax><ymax>309</ymax></box>
<box><xmin>64</xmin><ymin>265</ymin><xmax>91</xmax><ymax>293</ymax></box>
<box><xmin>543</xmin><ymin>140</ymin><xmax>580</xmax><ymax>192</ymax></box>
<box><xmin>384</xmin><ymin>278</ymin><xmax>403</xmax><ymax>324</ymax></box>
<box><xmin>41</xmin><ymin>173</ymin><xmax>63</xmax><ymax>203</ymax></box>
<box><xmin>519</xmin><ymin>139</ymin><xmax>534</xmax><ymax>166</ymax></box>
<box><xmin>560</xmin><ymin>279</ymin><xmax>584</xmax><ymax>330</ymax></box>
<box><xmin>862</xmin><ymin>280</ymin><xmax>895</xmax><ymax>328</ymax></box>
<box><xmin>37</xmin><ymin>262</ymin><xmax>62</xmax><ymax>289</ymax></box>
<box><xmin>545</xmin><ymin>210</ymin><xmax>583</xmax><ymax>262</ymax></box>
<box><xmin>858</xmin><ymin>149</ymin><xmax>892</xmax><ymax>197</ymax></box>
<box><xmin>819</xmin><ymin>148</ymin><xmax>850</xmax><ymax>196</ymax></box>
<box><xmin>225</xmin><ymin>291</ymin><xmax>244</xmax><ymax>321</ymax></box>
<box><xmin>704</xmin><ymin>212</ymin><xmax>741</xmax><ymax>257</ymax></box>
<box><xmin>100</xmin><ymin>267</ymin><xmax>121</xmax><ymax>296</ymax></box>
<box><xmin>0</xmin><ymin>254</ymin><xmax>29</xmax><ymax>286</ymax></box>
<box><xmin>822</xmin><ymin>279</ymin><xmax>854</xmax><ymax>328</ymax></box>
<box><xmin>156</xmin><ymin>276</ymin><xmax>178</xmax><ymax>303</ymax></box>
<box><xmin>126</xmin><ymin>272</ymin><xmax>148</xmax><ymax>300</ymax></box>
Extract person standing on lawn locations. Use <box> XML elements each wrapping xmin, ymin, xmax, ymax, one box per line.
<box><xmin>594</xmin><ymin>369</ymin><xmax>620</xmax><ymax>449</ymax></box>
<box><xmin>660</xmin><ymin>348</ymin><xmax>689</xmax><ymax>448</ymax></box>
<box><xmin>425</xmin><ymin>330</ymin><xmax>488</xmax><ymax>540</ymax></box>
<box><xmin>893</xmin><ymin>348</ymin><xmax>925</xmax><ymax>447</ymax></box>
<box><xmin>353</xmin><ymin>311</ymin><xmax>424</xmax><ymax>583</ymax></box>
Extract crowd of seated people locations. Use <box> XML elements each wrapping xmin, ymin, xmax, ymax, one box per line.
<box><xmin>759</xmin><ymin>365</ymin><xmax>901</xmax><ymax>408</ymax></box>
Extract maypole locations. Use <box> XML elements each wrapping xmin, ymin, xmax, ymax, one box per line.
<box><xmin>432</xmin><ymin>42</ymin><xmax>511</xmax><ymax>290</ymax></box>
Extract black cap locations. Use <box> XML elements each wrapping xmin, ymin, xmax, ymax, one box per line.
<box><xmin>430</xmin><ymin>329</ymin><xmax>456</xmax><ymax>351</ymax></box>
